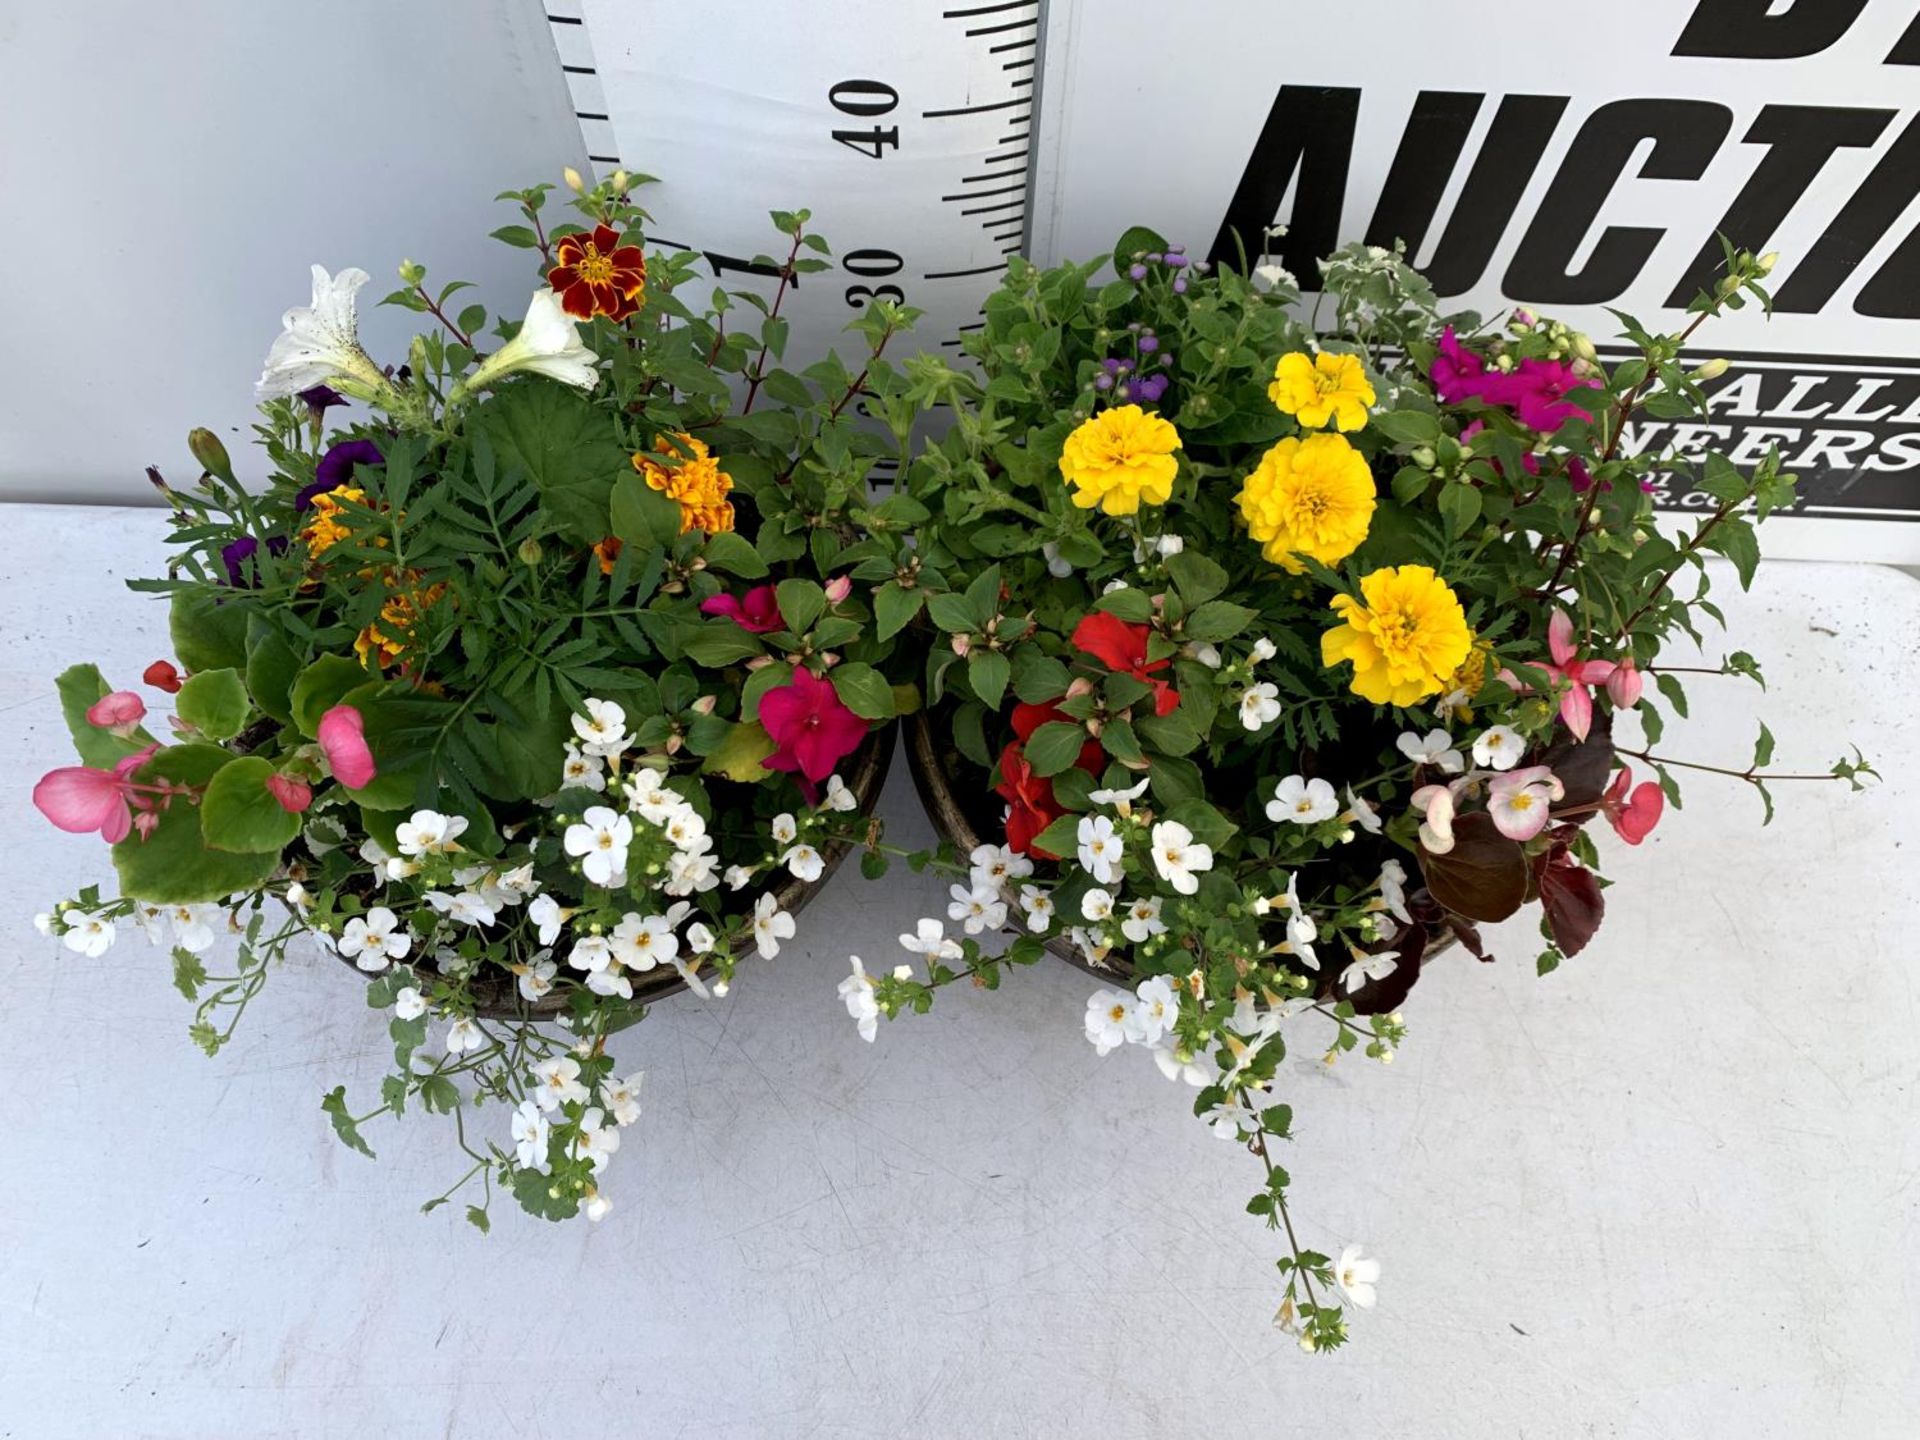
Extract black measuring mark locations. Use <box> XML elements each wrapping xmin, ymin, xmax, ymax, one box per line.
<box><xmin>922</xmin><ymin>96</ymin><xmax>1029</xmax><ymax>118</ymax></box>
<box><xmin>942</xmin><ymin>0</ymin><xmax>1036</xmax><ymax>15</ymax></box>
<box><xmin>943</xmin><ymin>181</ymin><xmax>1027</xmax><ymax>201</ymax></box>
<box><xmin>922</xmin><ymin>262</ymin><xmax>1008</xmax><ymax>280</ymax></box>
<box><xmin>963</xmin><ymin>197</ymin><xmax>1026</xmax><ymax>216</ymax></box>
<box><xmin>989</xmin><ymin>37</ymin><xmax>1038</xmax><ymax>52</ymax></box>
<box><xmin>1003</xmin><ymin>57</ymin><xmax>1035</xmax><ymax>69</ymax></box>
<box><xmin>968</xmin><ymin>17</ymin><xmax>1039</xmax><ymax>37</ymax></box>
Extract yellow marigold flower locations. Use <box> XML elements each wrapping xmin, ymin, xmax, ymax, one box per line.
<box><xmin>1058</xmin><ymin>404</ymin><xmax>1182</xmax><ymax>516</ymax></box>
<box><xmin>1235</xmin><ymin>433</ymin><xmax>1377</xmax><ymax>573</ymax></box>
<box><xmin>635</xmin><ymin>434</ymin><xmax>736</xmax><ymax>534</ymax></box>
<box><xmin>303</xmin><ymin>485</ymin><xmax>368</xmax><ymax>555</ymax></box>
<box><xmin>1269</xmin><ymin>351</ymin><xmax>1376</xmax><ymax>432</ymax></box>
<box><xmin>354</xmin><ymin>577</ymin><xmax>444</xmax><ymax>670</ymax></box>
<box><xmin>1320</xmin><ymin>565</ymin><xmax>1472</xmax><ymax>707</ymax></box>
<box><xmin>1436</xmin><ymin>634</ymin><xmax>1492</xmax><ymax>721</ymax></box>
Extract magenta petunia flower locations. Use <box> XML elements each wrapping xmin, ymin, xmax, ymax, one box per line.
<box><xmin>1477</xmin><ymin>357</ymin><xmax>1599</xmax><ymax>432</ymax></box>
<box><xmin>701</xmin><ymin>585</ymin><xmax>784</xmax><ymax>634</ymax></box>
<box><xmin>1430</xmin><ymin>327</ymin><xmax>1486</xmax><ymax>406</ymax></box>
<box><xmin>759</xmin><ymin>668</ymin><xmax>868</xmax><ymax>788</ymax></box>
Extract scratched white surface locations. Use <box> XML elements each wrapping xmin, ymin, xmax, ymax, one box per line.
<box><xmin>0</xmin><ymin>504</ymin><xmax>1915</xmax><ymax>1439</ymax></box>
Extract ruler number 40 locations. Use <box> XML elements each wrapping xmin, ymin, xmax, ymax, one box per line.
<box><xmin>831</xmin><ymin>80</ymin><xmax>906</xmax><ymax>310</ymax></box>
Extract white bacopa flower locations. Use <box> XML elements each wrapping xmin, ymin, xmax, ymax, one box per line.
<box><xmin>583</xmin><ymin>1186</ymin><xmax>613</xmax><ymax>1222</ymax></box>
<box><xmin>1397</xmin><ymin>728</ymin><xmax>1465</xmax><ymax>774</ymax></box>
<box><xmin>396</xmin><ymin>809</ymin><xmax>468</xmax><ymax>857</ymax></box>
<box><xmin>561</xmin><ymin>742</ymin><xmax>606</xmax><ymax>792</ymax></box>
<box><xmin>949</xmin><ymin>882</ymin><xmax>1008</xmax><ymax>935</ymax></box>
<box><xmin>571</xmin><ymin>699</ymin><xmax>630</xmax><ymax>758</ymax></box>
<box><xmin>530</xmin><ymin>1055</ymin><xmax>588</xmax><ymax>1113</ymax></box>
<box><xmin>511</xmin><ymin>1100</ymin><xmax>552</xmax><ymax>1173</ymax></box>
<box><xmin>660</xmin><ymin>809</ymin><xmax>709</xmax><ymax>853</ymax></box>
<box><xmin>1187</xmin><ymin>641</ymin><xmax>1224</xmax><ymax>669</ymax></box>
<box><xmin>821</xmin><ymin>774</ymin><xmax>860</xmax><ymax>812</ymax></box>
<box><xmin>610</xmin><ymin>912</ymin><xmax>678</xmax><ymax>972</ymax></box>
<box><xmin>1251</xmin><ymin>636</ymin><xmax>1278</xmax><ymax>663</ymax></box>
<box><xmin>1088</xmin><ymin>776</ymin><xmax>1151</xmax><ymax>816</ymax></box>
<box><xmin>1267</xmin><ymin>775</ymin><xmax>1339</xmax><ymax>826</ymax></box>
<box><xmin>586</xmin><ymin>961</ymin><xmax>633</xmax><ymax>1001</ymax></box>
<box><xmin>1238</xmin><ymin>681</ymin><xmax>1282</xmax><ymax>731</ymax></box>
<box><xmin>490</xmin><ymin>862</ymin><xmax>540</xmax><ymax>907</ymax></box>
<box><xmin>564</xmin><ymin>806</ymin><xmax>633</xmax><ymax>886</ymax></box>
<box><xmin>62</xmin><ymin>910</ymin><xmax>116</xmax><ymax>958</ymax></box>
<box><xmin>444</xmin><ymin>1016</ymin><xmax>487</xmax><ymax>1055</ymax></box>
<box><xmin>1084</xmin><ymin>989</ymin><xmax>1136</xmax><ymax>1056</ymax></box>
<box><xmin>752</xmin><ymin>893</ymin><xmax>796</xmax><ymax>959</ymax></box>
<box><xmin>425</xmin><ymin>890</ymin><xmax>498</xmax><ymax>928</ymax></box>
<box><xmin>528</xmin><ymin>894</ymin><xmax>570</xmax><ymax>946</ymax></box>
<box><xmin>1019</xmin><ymin>885</ymin><xmax>1055</xmax><ymax>934</ymax></box>
<box><xmin>1473</xmin><ymin>724</ymin><xmax>1524</xmax><ymax>771</ymax></box>
<box><xmin>1042</xmin><ymin>541</ymin><xmax>1074</xmax><ymax>578</ymax></box>
<box><xmin>256</xmin><ymin>264</ymin><xmax>390</xmax><ymax>402</ymax></box>
<box><xmin>769</xmin><ymin>813</ymin><xmax>799</xmax><ymax>846</ymax></box>
<box><xmin>453</xmin><ymin>289</ymin><xmax>600</xmax><ymax>399</ymax></box>
<box><xmin>1150</xmin><ymin>820</ymin><xmax>1212</xmax><ymax>896</ymax></box>
<box><xmin>723</xmin><ymin>864</ymin><xmax>755</xmax><ymax>892</ymax></box>
<box><xmin>1121</xmin><ymin>895</ymin><xmax>1165</xmax><ymax>944</ymax></box>
<box><xmin>1378</xmin><ymin>858</ymin><xmax>1411</xmax><ymax>925</ymax></box>
<box><xmin>624</xmin><ymin>767</ymin><xmax>680</xmax><ymax>823</ymax></box>
<box><xmin>516</xmin><ymin>955</ymin><xmax>558</xmax><ymax>1002</ymax></box>
<box><xmin>569</xmin><ymin>1107</ymin><xmax>622</xmax><ymax>1172</ymax></box>
<box><xmin>567</xmin><ymin>933</ymin><xmax>612</xmax><ymax>974</ymax></box>
<box><xmin>783</xmin><ymin>843</ymin><xmax>825</xmax><ymax>884</ymax></box>
<box><xmin>685</xmin><ymin>921</ymin><xmax>716</xmax><ymax>954</ymax></box>
<box><xmin>968</xmin><ymin>842</ymin><xmax>1031</xmax><ymax>891</ymax></box>
<box><xmin>394</xmin><ymin>986</ymin><xmax>429</xmax><ymax>1021</ymax></box>
<box><xmin>899</xmin><ymin>917</ymin><xmax>962</xmax><ymax>961</ymax></box>
<box><xmin>1080</xmin><ymin>887</ymin><xmax>1116</xmax><ymax>924</ymax></box>
<box><xmin>336</xmin><ymin>906</ymin><xmax>411</xmax><ymax>972</ymax></box>
<box><xmin>1152</xmin><ymin>1044</ymin><xmax>1217</xmax><ymax>1087</ymax></box>
<box><xmin>1335</xmin><ymin>1244</ymin><xmax>1381</xmax><ymax>1308</ymax></box>
<box><xmin>1133</xmin><ymin>976</ymin><xmax>1180</xmax><ymax>1045</ymax></box>
<box><xmin>600</xmin><ymin>1071</ymin><xmax>645</xmax><ymax>1127</ymax></box>
<box><xmin>162</xmin><ymin>903</ymin><xmax>219</xmax><ymax>954</ymax></box>
<box><xmin>1344</xmin><ymin>785</ymin><xmax>1383</xmax><ymax>835</ymax></box>
<box><xmin>1340</xmin><ymin>951</ymin><xmax>1399</xmax><ymax>995</ymax></box>
<box><xmin>1077</xmin><ymin>814</ymin><xmax>1122</xmax><ymax>885</ymax></box>
<box><xmin>665</xmin><ymin>849</ymin><xmax>721</xmax><ymax>897</ymax></box>
<box><xmin>838</xmin><ymin>956</ymin><xmax>881</xmax><ymax>1042</ymax></box>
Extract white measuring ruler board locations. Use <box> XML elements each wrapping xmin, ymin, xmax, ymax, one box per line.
<box><xmin>548</xmin><ymin>0</ymin><xmax>1042</xmax><ymax>381</ymax></box>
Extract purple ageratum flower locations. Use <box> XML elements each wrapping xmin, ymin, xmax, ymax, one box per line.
<box><xmin>1138</xmin><ymin>333</ymin><xmax>1159</xmax><ymax>353</ymax></box>
<box><xmin>1132</xmin><ymin>373</ymin><xmax>1170</xmax><ymax>405</ymax></box>
<box><xmin>1128</xmin><ymin>264</ymin><xmax>1148</xmax><ymax>281</ymax></box>
<box><xmin>295</xmin><ymin>438</ymin><xmax>384</xmax><ymax>511</ymax></box>
<box><xmin>220</xmin><ymin>534</ymin><xmax>290</xmax><ymax>588</ymax></box>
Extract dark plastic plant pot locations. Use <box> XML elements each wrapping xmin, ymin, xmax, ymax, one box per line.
<box><xmin>320</xmin><ymin>723</ymin><xmax>895</xmax><ymax>1021</ymax></box>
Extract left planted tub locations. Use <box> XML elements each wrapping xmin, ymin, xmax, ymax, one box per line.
<box><xmin>29</xmin><ymin>171</ymin><xmax>922</xmax><ymax>1226</ymax></box>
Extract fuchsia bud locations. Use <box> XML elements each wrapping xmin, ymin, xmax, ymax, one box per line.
<box><xmin>1606</xmin><ymin>658</ymin><xmax>1644</xmax><ymax>709</ymax></box>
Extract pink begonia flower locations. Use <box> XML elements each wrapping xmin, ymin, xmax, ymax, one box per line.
<box><xmin>33</xmin><ymin>744</ymin><xmax>160</xmax><ymax>843</ymax></box>
<box><xmin>1487</xmin><ymin>765</ymin><xmax>1564</xmax><ymax>842</ymax></box>
<box><xmin>700</xmin><ymin>585</ymin><xmax>784</xmax><ymax>634</ymax></box>
<box><xmin>265</xmin><ymin>772</ymin><xmax>313</xmax><ymax>813</ymax></box>
<box><xmin>759</xmin><ymin>667</ymin><xmax>868</xmax><ymax>789</ymax></box>
<box><xmin>1606</xmin><ymin>657</ymin><xmax>1644</xmax><ymax>709</ymax></box>
<box><xmin>1504</xmin><ymin>610</ymin><xmax>1617</xmax><ymax>742</ymax></box>
<box><xmin>317</xmin><ymin>704</ymin><xmax>377</xmax><ymax>789</ymax></box>
<box><xmin>1602</xmin><ymin>765</ymin><xmax>1664</xmax><ymax>845</ymax></box>
<box><xmin>1410</xmin><ymin>782</ymin><xmax>1458</xmax><ymax>855</ymax></box>
<box><xmin>85</xmin><ymin>690</ymin><xmax>147</xmax><ymax>735</ymax></box>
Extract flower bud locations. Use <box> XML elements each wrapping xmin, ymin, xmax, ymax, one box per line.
<box><xmin>1692</xmin><ymin>357</ymin><xmax>1730</xmax><ymax>382</ymax></box>
<box><xmin>1757</xmin><ymin>251</ymin><xmax>1779</xmax><ymax>275</ymax></box>
<box><xmin>1573</xmin><ymin>334</ymin><xmax>1597</xmax><ymax>362</ymax></box>
<box><xmin>563</xmin><ymin>166</ymin><xmax>585</xmax><ymax>193</ymax></box>
<box><xmin>950</xmin><ymin>633</ymin><xmax>971</xmax><ymax>657</ymax></box>
<box><xmin>1411</xmin><ymin>446</ymin><xmax>1436</xmax><ymax>469</ymax></box>
<box><xmin>824</xmin><ymin>574</ymin><xmax>852</xmax><ymax>605</ymax></box>
<box><xmin>398</xmin><ymin>258</ymin><xmax>426</xmax><ymax>285</ymax></box>
<box><xmin>187</xmin><ymin>428</ymin><xmax>234</xmax><ymax>483</ymax></box>
<box><xmin>516</xmin><ymin>535</ymin><xmax>544</xmax><ymax>566</ymax></box>
<box><xmin>611</xmin><ymin>169</ymin><xmax>629</xmax><ymax>192</ymax></box>
<box><xmin>1606</xmin><ymin>657</ymin><xmax>1644</xmax><ymax>709</ymax></box>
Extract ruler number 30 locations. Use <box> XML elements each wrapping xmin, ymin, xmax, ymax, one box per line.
<box><xmin>831</xmin><ymin>80</ymin><xmax>905</xmax><ymax>310</ymax></box>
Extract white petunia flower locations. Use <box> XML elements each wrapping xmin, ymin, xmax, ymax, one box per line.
<box><xmin>610</xmin><ymin>912</ymin><xmax>678</xmax><ymax>973</ymax></box>
<box><xmin>1150</xmin><ymin>820</ymin><xmax>1212</xmax><ymax>895</ymax></box>
<box><xmin>586</xmin><ymin>961</ymin><xmax>633</xmax><ymax>1001</ymax></box>
<box><xmin>1397</xmin><ymin>729</ymin><xmax>1465</xmax><ymax>774</ymax></box>
<box><xmin>1238</xmin><ymin>682</ymin><xmax>1282</xmax><ymax>731</ymax></box>
<box><xmin>783</xmin><ymin>844</ymin><xmax>825</xmax><ymax>884</ymax></box>
<box><xmin>1121</xmin><ymin>895</ymin><xmax>1165</xmax><ymax>944</ymax></box>
<box><xmin>900</xmin><ymin>918</ymin><xmax>962</xmax><ymax>961</ymax></box>
<box><xmin>1084</xmin><ymin>989</ymin><xmax>1136</xmax><ymax>1056</ymax></box>
<box><xmin>822</xmin><ymin>774</ymin><xmax>860</xmax><ymax>812</ymax></box>
<box><xmin>443</xmin><ymin>1016</ymin><xmax>487</xmax><ymax>1055</ymax></box>
<box><xmin>1335</xmin><ymin>1245</ymin><xmax>1381</xmax><ymax>1308</ymax></box>
<box><xmin>511</xmin><ymin>1100</ymin><xmax>552</xmax><ymax>1172</ymax></box>
<box><xmin>949</xmin><ymin>882</ymin><xmax>1008</xmax><ymax>935</ymax></box>
<box><xmin>571</xmin><ymin>699</ymin><xmax>630</xmax><ymax>758</ymax></box>
<box><xmin>62</xmin><ymin>910</ymin><xmax>116</xmax><ymax>958</ymax></box>
<box><xmin>1080</xmin><ymin>887</ymin><xmax>1116</xmax><ymax>924</ymax></box>
<box><xmin>968</xmin><ymin>842</ymin><xmax>1031</xmax><ymax>891</ymax></box>
<box><xmin>838</xmin><ymin>956</ymin><xmax>881</xmax><ymax>1042</ymax></box>
<box><xmin>1472</xmin><ymin>724</ymin><xmax>1523</xmax><ymax>771</ymax></box>
<box><xmin>769</xmin><ymin>813</ymin><xmax>799</xmax><ymax>846</ymax></box>
<box><xmin>425</xmin><ymin>890</ymin><xmax>497</xmax><ymax>928</ymax></box>
<box><xmin>1019</xmin><ymin>885</ymin><xmax>1055</xmax><ymax>934</ymax></box>
<box><xmin>659</xmin><ymin>809</ymin><xmax>709</xmax><ymax>854</ymax></box>
<box><xmin>396</xmin><ymin>809</ymin><xmax>469</xmax><ymax>857</ymax></box>
<box><xmin>1133</xmin><ymin>976</ymin><xmax>1180</xmax><ymax>1044</ymax></box>
<box><xmin>752</xmin><ymin>893</ymin><xmax>796</xmax><ymax>959</ymax></box>
<box><xmin>569</xmin><ymin>1107</ymin><xmax>622</xmax><ymax>1172</ymax></box>
<box><xmin>561</xmin><ymin>742</ymin><xmax>606</xmax><ymax>792</ymax></box>
<box><xmin>454</xmin><ymin>289</ymin><xmax>599</xmax><ymax>398</ymax></box>
<box><xmin>1267</xmin><ymin>775</ymin><xmax>1339</xmax><ymax>826</ymax></box>
<box><xmin>600</xmin><ymin>1072</ymin><xmax>645</xmax><ymax>1127</ymax></box>
<box><xmin>530</xmin><ymin>1055</ymin><xmax>588</xmax><ymax>1112</ymax></box>
<box><xmin>564</xmin><ymin>806</ymin><xmax>633</xmax><ymax>886</ymax></box>
<box><xmin>1077</xmin><ymin>814</ymin><xmax>1122</xmax><ymax>885</ymax></box>
<box><xmin>394</xmin><ymin>986</ymin><xmax>429</xmax><ymax>1021</ymax></box>
<box><xmin>256</xmin><ymin>264</ymin><xmax>391</xmax><ymax>402</ymax></box>
<box><xmin>336</xmin><ymin>906</ymin><xmax>411</xmax><ymax>972</ymax></box>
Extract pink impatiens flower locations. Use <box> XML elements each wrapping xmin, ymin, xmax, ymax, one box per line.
<box><xmin>759</xmin><ymin>668</ymin><xmax>868</xmax><ymax>789</ymax></box>
<box><xmin>700</xmin><ymin>585</ymin><xmax>784</xmax><ymax>634</ymax></box>
<box><xmin>85</xmin><ymin>690</ymin><xmax>147</xmax><ymax>735</ymax></box>
<box><xmin>1486</xmin><ymin>765</ymin><xmax>1564</xmax><ymax>841</ymax></box>
<box><xmin>33</xmin><ymin>744</ymin><xmax>160</xmax><ymax>843</ymax></box>
<box><xmin>317</xmin><ymin>703</ymin><xmax>377</xmax><ymax>789</ymax></box>
<box><xmin>1602</xmin><ymin>765</ymin><xmax>1664</xmax><ymax>845</ymax></box>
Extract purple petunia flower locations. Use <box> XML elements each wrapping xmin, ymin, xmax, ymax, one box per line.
<box><xmin>296</xmin><ymin>384</ymin><xmax>346</xmax><ymax>417</ymax></box>
<box><xmin>295</xmin><ymin>439</ymin><xmax>384</xmax><ymax>511</ymax></box>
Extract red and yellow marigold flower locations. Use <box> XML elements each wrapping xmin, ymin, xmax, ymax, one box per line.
<box><xmin>1321</xmin><ymin>565</ymin><xmax>1472</xmax><ymax>707</ymax></box>
<box><xmin>1235</xmin><ymin>432</ymin><xmax>1376</xmax><ymax>572</ymax></box>
<box><xmin>1269</xmin><ymin>351</ymin><xmax>1375</xmax><ymax>432</ymax></box>
<box><xmin>302</xmin><ymin>485</ymin><xmax>369</xmax><ymax>556</ymax></box>
<box><xmin>547</xmin><ymin>223</ymin><xmax>647</xmax><ymax>323</ymax></box>
<box><xmin>634</xmin><ymin>434</ymin><xmax>736</xmax><ymax>534</ymax></box>
<box><xmin>354</xmin><ymin>576</ymin><xmax>446</xmax><ymax>671</ymax></box>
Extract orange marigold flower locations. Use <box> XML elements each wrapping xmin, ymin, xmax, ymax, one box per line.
<box><xmin>547</xmin><ymin>222</ymin><xmax>647</xmax><ymax>322</ymax></box>
<box><xmin>593</xmin><ymin>536</ymin><xmax>623</xmax><ymax>574</ymax></box>
<box><xmin>634</xmin><ymin>434</ymin><xmax>736</xmax><ymax>534</ymax></box>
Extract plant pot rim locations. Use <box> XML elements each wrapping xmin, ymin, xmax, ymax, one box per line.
<box><xmin>320</xmin><ymin>722</ymin><xmax>896</xmax><ymax>1020</ymax></box>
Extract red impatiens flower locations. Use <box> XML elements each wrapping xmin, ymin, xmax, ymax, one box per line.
<box><xmin>546</xmin><ymin>223</ymin><xmax>647</xmax><ymax>322</ymax></box>
<box><xmin>995</xmin><ymin>741</ymin><xmax>1063</xmax><ymax>858</ymax></box>
<box><xmin>760</xmin><ymin>668</ymin><xmax>869</xmax><ymax>789</ymax></box>
<box><xmin>1011</xmin><ymin>700</ymin><xmax>1103</xmax><ymax>775</ymax></box>
<box><xmin>1070</xmin><ymin>611</ymin><xmax>1180</xmax><ymax>717</ymax></box>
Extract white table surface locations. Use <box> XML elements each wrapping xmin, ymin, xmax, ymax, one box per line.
<box><xmin>1</xmin><ymin>503</ymin><xmax>1915</xmax><ymax>1439</ymax></box>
